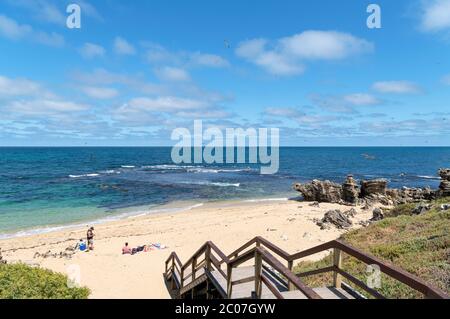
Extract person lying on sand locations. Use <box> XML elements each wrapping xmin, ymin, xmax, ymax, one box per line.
<box><xmin>122</xmin><ymin>243</ymin><xmax>132</xmax><ymax>255</ymax></box>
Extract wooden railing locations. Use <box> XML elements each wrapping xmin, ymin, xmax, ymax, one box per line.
<box><xmin>289</xmin><ymin>240</ymin><xmax>449</xmax><ymax>299</ymax></box>
<box><xmin>164</xmin><ymin>237</ymin><xmax>449</xmax><ymax>299</ymax></box>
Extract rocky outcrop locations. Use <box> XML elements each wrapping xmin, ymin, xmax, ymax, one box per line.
<box><xmin>294</xmin><ymin>168</ymin><xmax>450</xmax><ymax>206</ymax></box>
<box><xmin>293</xmin><ymin>180</ymin><xmax>343</xmax><ymax>203</ymax></box>
<box><xmin>342</xmin><ymin>175</ymin><xmax>359</xmax><ymax>204</ymax></box>
<box><xmin>361</xmin><ymin>179</ymin><xmax>388</xmax><ymax>197</ymax></box>
<box><xmin>315</xmin><ymin>209</ymin><xmax>353</xmax><ymax>230</ymax></box>
<box><xmin>412</xmin><ymin>203</ymin><xmax>433</xmax><ymax>215</ymax></box>
<box><xmin>371</xmin><ymin>208</ymin><xmax>384</xmax><ymax>221</ymax></box>
<box><xmin>439</xmin><ymin>169</ymin><xmax>450</xmax><ymax>197</ymax></box>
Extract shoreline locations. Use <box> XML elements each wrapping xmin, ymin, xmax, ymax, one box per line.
<box><xmin>0</xmin><ymin>193</ymin><xmax>297</xmax><ymax>240</ymax></box>
<box><xmin>0</xmin><ymin>199</ymin><xmax>373</xmax><ymax>298</ymax></box>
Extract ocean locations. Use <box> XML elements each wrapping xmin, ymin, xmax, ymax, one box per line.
<box><xmin>0</xmin><ymin>147</ymin><xmax>449</xmax><ymax>238</ymax></box>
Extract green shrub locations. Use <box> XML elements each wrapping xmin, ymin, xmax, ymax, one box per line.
<box><xmin>0</xmin><ymin>263</ymin><xmax>90</xmax><ymax>299</ymax></box>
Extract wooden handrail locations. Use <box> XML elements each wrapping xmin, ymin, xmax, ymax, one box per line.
<box><xmin>256</xmin><ymin>236</ymin><xmax>291</xmax><ymax>261</ymax></box>
<box><xmin>225</xmin><ymin>236</ymin><xmax>291</xmax><ymax>263</ymax></box>
<box><xmin>257</xmin><ymin>247</ymin><xmax>321</xmax><ymax>299</ymax></box>
<box><xmin>181</xmin><ymin>243</ymin><xmax>208</xmax><ymax>271</ymax></box>
<box><xmin>289</xmin><ymin>240</ymin><xmax>448</xmax><ymax>299</ymax></box>
<box><xmin>226</xmin><ymin>237</ymin><xmax>258</xmax><ymax>260</ymax></box>
<box><xmin>164</xmin><ymin>237</ymin><xmax>449</xmax><ymax>299</ymax></box>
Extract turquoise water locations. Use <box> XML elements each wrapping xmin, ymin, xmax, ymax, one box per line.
<box><xmin>0</xmin><ymin>147</ymin><xmax>449</xmax><ymax>237</ymax></box>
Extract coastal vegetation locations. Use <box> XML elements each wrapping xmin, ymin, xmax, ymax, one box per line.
<box><xmin>294</xmin><ymin>197</ymin><xmax>450</xmax><ymax>298</ymax></box>
<box><xmin>0</xmin><ymin>263</ymin><xmax>90</xmax><ymax>299</ymax></box>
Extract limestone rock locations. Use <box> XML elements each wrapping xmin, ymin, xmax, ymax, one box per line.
<box><xmin>316</xmin><ymin>209</ymin><xmax>353</xmax><ymax>230</ymax></box>
<box><xmin>412</xmin><ymin>203</ymin><xmax>432</xmax><ymax>215</ymax></box>
<box><xmin>343</xmin><ymin>208</ymin><xmax>357</xmax><ymax>218</ymax></box>
<box><xmin>371</xmin><ymin>208</ymin><xmax>384</xmax><ymax>221</ymax></box>
<box><xmin>342</xmin><ymin>175</ymin><xmax>360</xmax><ymax>204</ymax></box>
<box><xmin>361</xmin><ymin>179</ymin><xmax>388</xmax><ymax>197</ymax></box>
<box><xmin>293</xmin><ymin>180</ymin><xmax>343</xmax><ymax>203</ymax></box>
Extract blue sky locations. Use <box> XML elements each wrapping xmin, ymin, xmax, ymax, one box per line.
<box><xmin>0</xmin><ymin>0</ymin><xmax>450</xmax><ymax>146</ymax></box>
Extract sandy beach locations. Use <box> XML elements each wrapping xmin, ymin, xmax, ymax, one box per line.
<box><xmin>0</xmin><ymin>199</ymin><xmax>373</xmax><ymax>299</ymax></box>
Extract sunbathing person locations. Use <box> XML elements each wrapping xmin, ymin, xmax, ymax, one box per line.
<box><xmin>122</xmin><ymin>242</ymin><xmax>132</xmax><ymax>255</ymax></box>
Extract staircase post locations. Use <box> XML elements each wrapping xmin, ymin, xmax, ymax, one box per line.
<box><xmin>205</xmin><ymin>245</ymin><xmax>212</xmax><ymax>271</ymax></box>
<box><xmin>170</xmin><ymin>256</ymin><xmax>175</xmax><ymax>290</ymax></box>
<box><xmin>180</xmin><ymin>267</ymin><xmax>184</xmax><ymax>288</ymax></box>
<box><xmin>288</xmin><ymin>260</ymin><xmax>294</xmax><ymax>291</ymax></box>
<box><xmin>254</xmin><ymin>249</ymin><xmax>263</xmax><ymax>299</ymax></box>
<box><xmin>192</xmin><ymin>257</ymin><xmax>197</xmax><ymax>282</ymax></box>
<box><xmin>226</xmin><ymin>264</ymin><xmax>233</xmax><ymax>299</ymax></box>
<box><xmin>333</xmin><ymin>248</ymin><xmax>342</xmax><ymax>288</ymax></box>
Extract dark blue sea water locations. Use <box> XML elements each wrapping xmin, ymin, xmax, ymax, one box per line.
<box><xmin>0</xmin><ymin>147</ymin><xmax>449</xmax><ymax>237</ymax></box>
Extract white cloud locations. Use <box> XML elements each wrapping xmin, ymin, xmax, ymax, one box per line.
<box><xmin>6</xmin><ymin>0</ymin><xmax>66</xmax><ymax>25</ymax></box>
<box><xmin>264</xmin><ymin>107</ymin><xmax>340</xmax><ymax>126</ymax></box>
<box><xmin>189</xmin><ymin>53</ymin><xmax>230</xmax><ymax>68</ymax></box>
<box><xmin>81</xmin><ymin>87</ymin><xmax>119</xmax><ymax>99</ymax></box>
<box><xmin>343</xmin><ymin>93</ymin><xmax>381</xmax><ymax>106</ymax></box>
<box><xmin>236</xmin><ymin>31</ymin><xmax>373</xmax><ymax>76</ymax></box>
<box><xmin>155</xmin><ymin>66</ymin><xmax>191</xmax><ymax>82</ymax></box>
<box><xmin>114</xmin><ymin>95</ymin><xmax>232</xmax><ymax>125</ymax></box>
<box><xmin>420</xmin><ymin>0</ymin><xmax>450</xmax><ymax>32</ymax></box>
<box><xmin>80</xmin><ymin>43</ymin><xmax>105</xmax><ymax>59</ymax></box>
<box><xmin>265</xmin><ymin>107</ymin><xmax>303</xmax><ymax>117</ymax></box>
<box><xmin>0</xmin><ymin>75</ymin><xmax>43</xmax><ymax>97</ymax></box>
<box><xmin>372</xmin><ymin>81</ymin><xmax>422</xmax><ymax>94</ymax></box>
<box><xmin>0</xmin><ymin>14</ymin><xmax>31</xmax><ymax>39</ymax></box>
<box><xmin>128</xmin><ymin>96</ymin><xmax>207</xmax><ymax>112</ymax></box>
<box><xmin>0</xmin><ymin>14</ymin><xmax>63</xmax><ymax>46</ymax></box>
<box><xmin>0</xmin><ymin>75</ymin><xmax>88</xmax><ymax>120</ymax></box>
<box><xmin>175</xmin><ymin>110</ymin><xmax>231</xmax><ymax>119</ymax></box>
<box><xmin>145</xmin><ymin>43</ymin><xmax>229</xmax><ymax>69</ymax></box>
<box><xmin>5</xmin><ymin>99</ymin><xmax>88</xmax><ymax>116</ymax></box>
<box><xmin>280</xmin><ymin>31</ymin><xmax>374</xmax><ymax>60</ymax></box>
<box><xmin>114</xmin><ymin>37</ymin><xmax>136</xmax><ymax>55</ymax></box>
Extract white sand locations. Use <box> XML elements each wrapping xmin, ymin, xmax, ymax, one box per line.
<box><xmin>0</xmin><ymin>199</ymin><xmax>372</xmax><ymax>299</ymax></box>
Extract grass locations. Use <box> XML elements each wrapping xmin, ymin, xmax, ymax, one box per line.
<box><xmin>0</xmin><ymin>263</ymin><xmax>90</xmax><ymax>299</ymax></box>
<box><xmin>293</xmin><ymin>197</ymin><xmax>450</xmax><ymax>299</ymax></box>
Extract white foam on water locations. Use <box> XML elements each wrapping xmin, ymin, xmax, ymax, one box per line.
<box><xmin>69</xmin><ymin>173</ymin><xmax>100</xmax><ymax>178</ymax></box>
<box><xmin>181</xmin><ymin>181</ymin><xmax>241</xmax><ymax>187</ymax></box>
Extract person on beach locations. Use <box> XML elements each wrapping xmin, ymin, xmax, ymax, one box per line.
<box><xmin>75</xmin><ymin>239</ymin><xmax>87</xmax><ymax>251</ymax></box>
<box><xmin>122</xmin><ymin>243</ymin><xmax>132</xmax><ymax>255</ymax></box>
<box><xmin>87</xmin><ymin>227</ymin><xmax>95</xmax><ymax>251</ymax></box>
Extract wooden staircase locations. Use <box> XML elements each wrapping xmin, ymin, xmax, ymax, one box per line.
<box><xmin>164</xmin><ymin>237</ymin><xmax>449</xmax><ymax>299</ymax></box>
